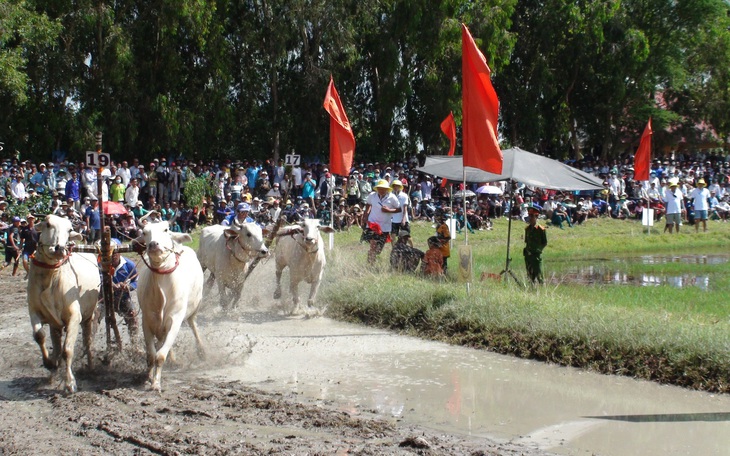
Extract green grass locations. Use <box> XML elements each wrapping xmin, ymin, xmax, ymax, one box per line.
<box><xmin>184</xmin><ymin>217</ymin><xmax>730</xmax><ymax>392</ymax></box>
<box><xmin>314</xmin><ymin>216</ymin><xmax>730</xmax><ymax>393</ymax></box>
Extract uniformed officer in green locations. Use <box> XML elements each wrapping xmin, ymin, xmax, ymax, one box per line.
<box><xmin>524</xmin><ymin>204</ymin><xmax>547</xmax><ymax>284</ymax></box>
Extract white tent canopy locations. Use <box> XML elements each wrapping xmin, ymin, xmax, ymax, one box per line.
<box><xmin>417</xmin><ymin>147</ymin><xmax>604</xmax><ymax>191</ymax></box>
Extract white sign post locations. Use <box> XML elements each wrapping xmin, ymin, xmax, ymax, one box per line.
<box><xmin>642</xmin><ymin>208</ymin><xmax>654</xmax><ymax>234</ymax></box>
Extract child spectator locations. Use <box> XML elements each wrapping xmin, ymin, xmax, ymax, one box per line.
<box><xmin>390</xmin><ymin>231</ymin><xmax>423</xmax><ymax>273</ymax></box>
<box><xmin>435</xmin><ymin>210</ymin><xmax>451</xmax><ymax>272</ymax></box>
<box><xmin>422</xmin><ymin>236</ymin><xmax>444</xmax><ymax>278</ymax></box>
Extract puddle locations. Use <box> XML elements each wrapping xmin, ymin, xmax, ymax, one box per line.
<box><xmin>554</xmin><ymin>268</ymin><xmax>711</xmax><ymax>290</ymax></box>
<box><xmin>551</xmin><ymin>253</ymin><xmax>728</xmax><ymax>289</ymax></box>
<box><xmin>206</xmin><ymin>316</ymin><xmax>730</xmax><ymax>456</ymax></box>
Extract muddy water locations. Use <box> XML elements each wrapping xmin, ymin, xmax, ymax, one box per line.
<box><xmin>551</xmin><ymin>253</ymin><xmax>729</xmax><ymax>289</ymax></box>
<box><xmin>204</xmin><ymin>314</ymin><xmax>730</xmax><ymax>456</ymax></box>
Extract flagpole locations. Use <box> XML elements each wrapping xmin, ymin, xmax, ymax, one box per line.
<box><xmin>329</xmin><ymin>180</ymin><xmax>334</xmax><ymax>250</ymax></box>
<box><xmin>463</xmin><ymin>168</ymin><xmax>470</xmax><ymax>294</ymax></box>
<box><xmin>463</xmin><ymin>168</ymin><xmax>468</xmax><ymax>246</ymax></box>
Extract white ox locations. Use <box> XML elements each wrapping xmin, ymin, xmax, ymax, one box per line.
<box><xmin>136</xmin><ymin>221</ymin><xmax>205</xmax><ymax>391</ymax></box>
<box><xmin>27</xmin><ymin>215</ymin><xmax>100</xmax><ymax>393</ymax></box>
<box><xmin>274</xmin><ymin>219</ymin><xmax>334</xmax><ymax>315</ymax></box>
<box><xmin>197</xmin><ymin>222</ymin><xmax>268</xmax><ymax>308</ymax></box>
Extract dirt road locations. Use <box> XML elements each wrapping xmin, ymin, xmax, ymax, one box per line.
<box><xmin>0</xmin><ymin>271</ymin><xmax>548</xmax><ymax>455</ymax></box>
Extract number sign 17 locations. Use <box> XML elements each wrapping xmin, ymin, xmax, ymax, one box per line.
<box><xmin>86</xmin><ymin>151</ymin><xmax>111</xmax><ymax>168</ymax></box>
<box><xmin>285</xmin><ymin>154</ymin><xmax>301</xmax><ymax>166</ymax></box>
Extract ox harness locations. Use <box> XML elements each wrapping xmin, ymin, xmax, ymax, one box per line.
<box><xmin>280</xmin><ymin>229</ymin><xmax>318</xmax><ymax>253</ymax></box>
<box><xmin>139</xmin><ymin>250</ymin><xmax>181</xmax><ymax>275</ymax></box>
<box><xmin>225</xmin><ymin>235</ymin><xmax>265</xmax><ymax>264</ymax></box>
<box><xmin>31</xmin><ymin>243</ymin><xmax>74</xmax><ymax>269</ymax></box>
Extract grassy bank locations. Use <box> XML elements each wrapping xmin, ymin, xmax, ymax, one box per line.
<box><xmin>316</xmin><ymin>216</ymin><xmax>730</xmax><ymax>393</ymax></box>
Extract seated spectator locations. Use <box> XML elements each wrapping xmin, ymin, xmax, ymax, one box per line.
<box><xmin>139</xmin><ymin>209</ymin><xmax>162</xmax><ymax>226</ymax></box>
<box><xmin>178</xmin><ymin>203</ymin><xmax>196</xmax><ymax>232</ymax></box>
<box><xmin>573</xmin><ymin>198</ymin><xmax>590</xmax><ymax>224</ymax></box>
<box><xmin>299</xmin><ymin>202</ymin><xmax>315</xmax><ymax>220</ymax></box>
<box><xmin>349</xmin><ymin>204</ymin><xmax>363</xmax><ymax>228</ymax></box>
<box><xmin>333</xmin><ymin>201</ymin><xmax>350</xmax><ymax>231</ymax></box>
<box><xmin>120</xmin><ymin>213</ymin><xmax>140</xmax><ymax>238</ymax></box>
<box><xmin>616</xmin><ymin>194</ymin><xmax>632</xmax><ymax>219</ymax></box>
<box><xmin>422</xmin><ymin>236</ymin><xmax>444</xmax><ymax>278</ymax></box>
<box><xmin>316</xmin><ymin>202</ymin><xmax>331</xmax><ymax>225</ymax></box>
<box><xmin>551</xmin><ymin>203</ymin><xmax>572</xmax><ymax>229</ymax></box>
<box><xmin>390</xmin><ymin>231</ymin><xmax>423</xmax><ymax>273</ymax></box>
<box><xmin>592</xmin><ymin>198</ymin><xmax>608</xmax><ymax>216</ymax></box>
<box><xmin>215</xmin><ymin>199</ymin><xmax>232</xmax><ymax>224</ymax></box>
<box><xmin>715</xmin><ymin>198</ymin><xmax>730</xmax><ymax>221</ymax></box>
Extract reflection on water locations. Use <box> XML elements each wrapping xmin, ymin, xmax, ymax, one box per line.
<box><xmin>213</xmin><ymin>315</ymin><xmax>730</xmax><ymax>456</ymax></box>
<box><xmin>552</xmin><ymin>253</ymin><xmax>728</xmax><ymax>290</ymax></box>
<box><xmin>556</xmin><ymin>268</ymin><xmax>711</xmax><ymax>290</ymax></box>
<box><xmin>633</xmin><ymin>254</ymin><xmax>729</xmax><ymax>265</ymax></box>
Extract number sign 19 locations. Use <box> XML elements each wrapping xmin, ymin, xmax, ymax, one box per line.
<box><xmin>86</xmin><ymin>151</ymin><xmax>111</xmax><ymax>168</ymax></box>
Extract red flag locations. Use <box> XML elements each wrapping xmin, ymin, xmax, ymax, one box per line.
<box><xmin>440</xmin><ymin>112</ymin><xmax>457</xmax><ymax>188</ymax></box>
<box><xmin>323</xmin><ymin>76</ymin><xmax>355</xmax><ymax>176</ymax></box>
<box><xmin>441</xmin><ymin>112</ymin><xmax>457</xmax><ymax>156</ymax></box>
<box><xmin>461</xmin><ymin>23</ymin><xmax>503</xmax><ymax>174</ymax></box>
<box><xmin>633</xmin><ymin>118</ymin><xmax>653</xmax><ymax>181</ymax></box>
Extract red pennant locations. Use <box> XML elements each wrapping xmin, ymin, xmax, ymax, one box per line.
<box><xmin>461</xmin><ymin>23</ymin><xmax>503</xmax><ymax>174</ymax></box>
<box><xmin>440</xmin><ymin>112</ymin><xmax>457</xmax><ymax>188</ymax></box>
<box><xmin>633</xmin><ymin>118</ymin><xmax>653</xmax><ymax>181</ymax></box>
<box><xmin>323</xmin><ymin>77</ymin><xmax>355</xmax><ymax>176</ymax></box>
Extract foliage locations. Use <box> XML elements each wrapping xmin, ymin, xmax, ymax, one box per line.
<box><xmin>1</xmin><ymin>0</ymin><xmax>729</xmax><ymax>163</ymax></box>
<box><xmin>3</xmin><ymin>193</ymin><xmax>54</xmax><ymax>218</ymax></box>
<box><xmin>183</xmin><ymin>176</ymin><xmax>216</xmax><ymax>209</ymax></box>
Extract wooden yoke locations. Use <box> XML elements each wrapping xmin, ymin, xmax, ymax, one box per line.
<box><xmin>100</xmin><ymin>228</ymin><xmax>122</xmax><ymax>351</ymax></box>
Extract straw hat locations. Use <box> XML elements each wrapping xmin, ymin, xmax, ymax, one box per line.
<box><xmin>390</xmin><ymin>179</ymin><xmax>403</xmax><ymax>188</ymax></box>
<box><xmin>697</xmin><ymin>179</ymin><xmax>706</xmax><ymax>186</ymax></box>
<box><xmin>374</xmin><ymin>179</ymin><xmax>391</xmax><ymax>189</ymax></box>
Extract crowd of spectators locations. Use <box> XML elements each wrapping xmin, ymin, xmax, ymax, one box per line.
<box><xmin>1</xmin><ymin>151</ymin><xmax>729</xmax><ymax>261</ymax></box>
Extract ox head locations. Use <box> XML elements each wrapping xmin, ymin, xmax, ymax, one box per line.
<box><xmin>135</xmin><ymin>221</ymin><xmax>191</xmax><ymax>263</ymax></box>
<box><xmin>291</xmin><ymin>219</ymin><xmax>335</xmax><ymax>253</ymax></box>
<box><xmin>35</xmin><ymin>214</ymin><xmax>83</xmax><ymax>260</ymax></box>
<box><xmin>224</xmin><ymin>222</ymin><xmax>269</xmax><ymax>258</ymax></box>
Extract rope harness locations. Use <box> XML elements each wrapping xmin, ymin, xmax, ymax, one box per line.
<box><xmin>225</xmin><ymin>236</ymin><xmax>256</xmax><ymax>264</ymax></box>
<box><xmin>281</xmin><ymin>228</ymin><xmax>318</xmax><ymax>253</ymax></box>
<box><xmin>31</xmin><ymin>242</ymin><xmax>74</xmax><ymax>270</ymax></box>
<box><xmin>138</xmin><ymin>248</ymin><xmax>182</xmax><ymax>275</ymax></box>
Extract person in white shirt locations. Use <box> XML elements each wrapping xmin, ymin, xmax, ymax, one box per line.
<box><xmin>81</xmin><ymin>166</ymin><xmax>98</xmax><ymax>199</ymax></box>
<box><xmin>10</xmin><ymin>176</ymin><xmax>27</xmax><ymax>202</ymax></box>
<box><xmin>362</xmin><ymin>179</ymin><xmax>400</xmax><ymax>265</ymax></box>
<box><xmin>689</xmin><ymin>178</ymin><xmax>711</xmax><ymax>232</ymax></box>
<box><xmin>663</xmin><ymin>178</ymin><xmax>683</xmax><ymax>233</ymax></box>
<box><xmin>645</xmin><ymin>182</ymin><xmax>662</xmax><ymax>201</ymax></box>
<box><xmin>420</xmin><ymin>177</ymin><xmax>434</xmax><ymax>202</ymax></box>
<box><xmin>124</xmin><ymin>178</ymin><xmax>140</xmax><ymax>207</ymax></box>
<box><xmin>608</xmin><ymin>172</ymin><xmax>625</xmax><ymax>216</ymax></box>
<box><xmin>390</xmin><ymin>179</ymin><xmax>410</xmax><ymax>234</ymax></box>
<box><xmin>273</xmin><ymin>159</ymin><xmax>286</xmax><ymax>186</ymax></box>
<box><xmin>643</xmin><ymin>171</ymin><xmax>660</xmax><ymax>194</ymax></box>
<box><xmin>116</xmin><ymin>161</ymin><xmax>132</xmax><ymax>186</ymax></box>
<box><xmin>708</xmin><ymin>180</ymin><xmax>723</xmax><ymax>199</ymax></box>
<box><xmin>291</xmin><ymin>165</ymin><xmax>303</xmax><ymax>197</ymax></box>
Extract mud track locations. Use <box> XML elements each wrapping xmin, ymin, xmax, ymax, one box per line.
<box><xmin>0</xmin><ymin>272</ymin><xmax>547</xmax><ymax>455</ymax></box>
